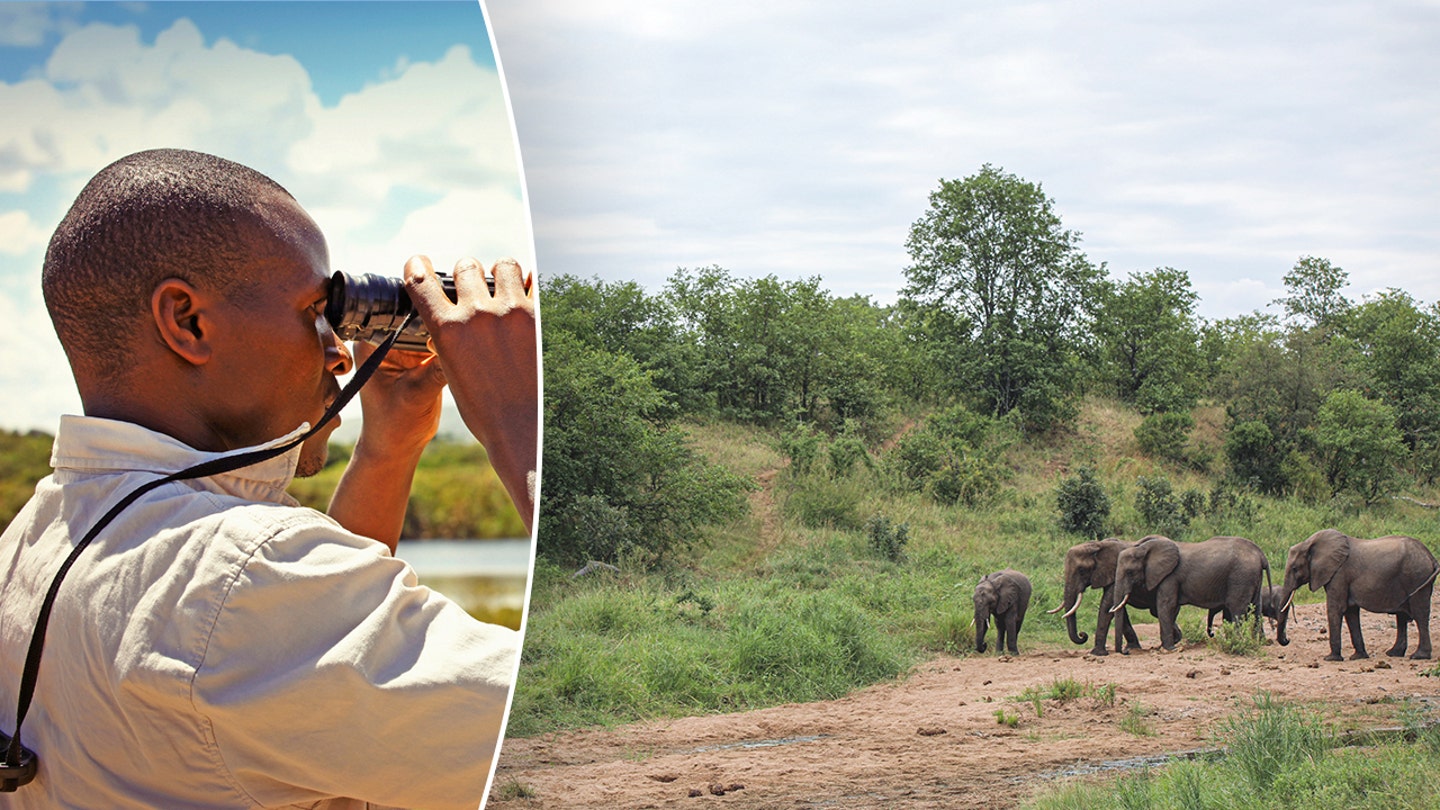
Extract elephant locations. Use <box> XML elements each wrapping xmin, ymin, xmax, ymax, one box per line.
<box><xmin>1049</xmin><ymin>538</ymin><xmax>1152</xmax><ymax>656</ymax></box>
<box><xmin>1277</xmin><ymin>529</ymin><xmax>1439</xmax><ymax>661</ymax></box>
<box><xmin>974</xmin><ymin>569</ymin><xmax>1032</xmax><ymax>655</ymax></box>
<box><xmin>1112</xmin><ymin>535</ymin><xmax>1270</xmax><ymax>651</ymax></box>
<box><xmin>1207</xmin><ymin>585</ymin><xmax>1282</xmax><ymax>636</ymax></box>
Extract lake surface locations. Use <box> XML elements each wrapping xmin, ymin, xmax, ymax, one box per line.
<box><xmin>397</xmin><ymin>538</ymin><xmax>533</xmax><ymax>629</ymax></box>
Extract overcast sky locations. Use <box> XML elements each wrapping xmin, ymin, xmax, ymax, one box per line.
<box><xmin>488</xmin><ymin>0</ymin><xmax>1439</xmax><ymax>320</ymax></box>
<box><xmin>0</xmin><ymin>1</ymin><xmax>530</xmax><ymax>433</ymax></box>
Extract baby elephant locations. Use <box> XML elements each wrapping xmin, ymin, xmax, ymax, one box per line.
<box><xmin>1206</xmin><ymin>585</ymin><xmax>1283</xmax><ymax>636</ymax></box>
<box><xmin>974</xmin><ymin>569</ymin><xmax>1032</xmax><ymax>655</ymax></box>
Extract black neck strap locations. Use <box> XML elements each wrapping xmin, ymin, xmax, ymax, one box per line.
<box><xmin>1</xmin><ymin>319</ymin><xmax>411</xmax><ymax>791</ymax></box>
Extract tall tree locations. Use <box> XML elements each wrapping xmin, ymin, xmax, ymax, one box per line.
<box><xmin>1344</xmin><ymin>290</ymin><xmax>1440</xmax><ymax>481</ymax></box>
<box><xmin>1096</xmin><ymin>267</ymin><xmax>1204</xmax><ymax>413</ymax></box>
<box><xmin>1276</xmin><ymin>255</ymin><xmax>1351</xmax><ymax>330</ymax></box>
<box><xmin>901</xmin><ymin>164</ymin><xmax>1103</xmax><ymax>431</ymax></box>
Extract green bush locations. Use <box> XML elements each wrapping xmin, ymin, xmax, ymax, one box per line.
<box><xmin>865</xmin><ymin>515</ymin><xmax>909</xmax><ymax>562</ymax></box>
<box><xmin>1135</xmin><ymin>410</ymin><xmax>1194</xmax><ymax>463</ymax></box>
<box><xmin>1056</xmin><ymin>466</ymin><xmax>1110</xmax><ymax>539</ymax></box>
<box><xmin>929</xmin><ymin>455</ymin><xmax>1003</xmax><ymax>506</ymax></box>
<box><xmin>779</xmin><ymin>421</ymin><xmax>823</xmax><ymax>475</ymax></box>
<box><xmin>1135</xmin><ymin>474</ymin><xmax>1189</xmax><ymax>537</ymax></box>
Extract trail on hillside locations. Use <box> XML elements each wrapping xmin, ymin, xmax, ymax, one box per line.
<box><xmin>743</xmin><ymin>467</ymin><xmax>784</xmax><ymax>567</ymax></box>
<box><xmin>490</xmin><ymin>598</ymin><xmax>1440</xmax><ymax>809</ymax></box>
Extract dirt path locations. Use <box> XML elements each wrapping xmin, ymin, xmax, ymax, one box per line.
<box><xmin>490</xmin><ymin>600</ymin><xmax>1440</xmax><ymax>809</ymax></box>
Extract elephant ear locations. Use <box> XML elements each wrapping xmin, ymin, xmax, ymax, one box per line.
<box><xmin>1143</xmin><ymin>539</ymin><xmax>1181</xmax><ymax>592</ymax></box>
<box><xmin>1091</xmin><ymin>540</ymin><xmax>1121</xmax><ymax>587</ymax></box>
<box><xmin>1308</xmin><ymin>531</ymin><xmax>1351</xmax><ymax>591</ymax></box>
<box><xmin>996</xmin><ymin>581</ymin><xmax>1016</xmax><ymax>615</ymax></box>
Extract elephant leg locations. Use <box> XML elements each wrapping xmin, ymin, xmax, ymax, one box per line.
<box><xmin>1345</xmin><ymin>605</ymin><xmax>1368</xmax><ymax>660</ymax></box>
<box><xmin>1093</xmin><ymin>603</ymin><xmax>1114</xmax><ymax>656</ymax></box>
<box><xmin>1121</xmin><ymin>610</ymin><xmax>1141</xmax><ymax>653</ymax></box>
<box><xmin>1325</xmin><ymin>597</ymin><xmax>1346</xmax><ymax>661</ymax></box>
<box><xmin>1159</xmin><ymin>609</ymin><xmax>1180</xmax><ymax>651</ymax></box>
<box><xmin>1387</xmin><ymin>613</ymin><xmax>1410</xmax><ymax>658</ymax></box>
<box><xmin>1005</xmin><ymin>613</ymin><xmax>1020</xmax><ymax>655</ymax></box>
<box><xmin>1414</xmin><ymin>603</ymin><xmax>1433</xmax><ymax>660</ymax></box>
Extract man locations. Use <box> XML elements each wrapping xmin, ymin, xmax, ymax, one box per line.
<box><xmin>0</xmin><ymin>149</ymin><xmax>538</xmax><ymax>808</ymax></box>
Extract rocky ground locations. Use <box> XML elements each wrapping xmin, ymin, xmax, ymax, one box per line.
<box><xmin>489</xmin><ymin>599</ymin><xmax>1440</xmax><ymax>809</ymax></box>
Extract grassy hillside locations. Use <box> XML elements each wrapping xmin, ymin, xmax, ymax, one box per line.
<box><xmin>508</xmin><ymin>397</ymin><xmax>1440</xmax><ymax>737</ymax></box>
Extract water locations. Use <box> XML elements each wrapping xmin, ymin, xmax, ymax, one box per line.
<box><xmin>397</xmin><ymin>538</ymin><xmax>533</xmax><ymax>629</ymax></box>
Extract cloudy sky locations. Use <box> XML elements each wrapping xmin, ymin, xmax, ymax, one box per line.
<box><xmin>488</xmin><ymin>0</ymin><xmax>1439</xmax><ymax>320</ymax></box>
<box><xmin>0</xmin><ymin>1</ymin><xmax>530</xmax><ymax>433</ymax></box>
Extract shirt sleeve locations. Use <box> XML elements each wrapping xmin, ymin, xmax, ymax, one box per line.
<box><xmin>190</xmin><ymin>507</ymin><xmax>518</xmax><ymax>810</ymax></box>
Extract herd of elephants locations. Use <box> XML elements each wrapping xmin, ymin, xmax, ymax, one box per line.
<box><xmin>970</xmin><ymin>529</ymin><xmax>1440</xmax><ymax>662</ymax></box>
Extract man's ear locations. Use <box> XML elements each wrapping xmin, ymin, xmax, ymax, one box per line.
<box><xmin>151</xmin><ymin>278</ymin><xmax>214</xmax><ymax>366</ymax></box>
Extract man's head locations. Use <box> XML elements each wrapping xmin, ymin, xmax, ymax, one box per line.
<box><xmin>44</xmin><ymin>148</ymin><xmax>352</xmax><ymax>473</ymax></box>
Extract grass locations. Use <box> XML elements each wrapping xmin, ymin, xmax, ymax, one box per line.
<box><xmin>1119</xmin><ymin>703</ymin><xmax>1156</xmax><ymax>737</ymax></box>
<box><xmin>1024</xmin><ymin>694</ymin><xmax>1440</xmax><ymax>810</ymax></box>
<box><xmin>1012</xmin><ymin>678</ymin><xmax>1117</xmax><ymax>718</ymax></box>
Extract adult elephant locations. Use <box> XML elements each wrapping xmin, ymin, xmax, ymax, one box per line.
<box><xmin>1048</xmin><ymin>538</ymin><xmax>1150</xmax><ymax>656</ymax></box>
<box><xmin>1112</xmin><ymin>535</ymin><xmax>1270</xmax><ymax>651</ymax></box>
<box><xmin>974</xmin><ymin>569</ymin><xmax>1032</xmax><ymax>655</ymax></box>
<box><xmin>1277</xmin><ymin>529</ymin><xmax>1438</xmax><ymax>661</ymax></box>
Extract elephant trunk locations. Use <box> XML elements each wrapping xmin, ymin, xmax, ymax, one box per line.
<box><xmin>1275</xmin><ymin>587</ymin><xmax>1293</xmax><ymax>646</ymax></box>
<box><xmin>1063</xmin><ymin>589</ymin><xmax>1088</xmax><ymax>645</ymax></box>
<box><xmin>1110</xmin><ymin>593</ymin><xmax>1130</xmax><ymax>614</ymax></box>
<box><xmin>975</xmin><ymin>612</ymin><xmax>989</xmax><ymax>654</ymax></box>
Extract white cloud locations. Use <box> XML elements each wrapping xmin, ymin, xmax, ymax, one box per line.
<box><xmin>0</xmin><ymin>2</ymin><xmax>82</xmax><ymax>47</ymax></box>
<box><xmin>0</xmin><ymin>19</ymin><xmax>320</xmax><ymax>192</ymax></box>
<box><xmin>0</xmin><ymin>210</ymin><xmax>48</xmax><ymax>256</ymax></box>
<box><xmin>287</xmin><ymin>44</ymin><xmax>522</xmax><ymax>243</ymax></box>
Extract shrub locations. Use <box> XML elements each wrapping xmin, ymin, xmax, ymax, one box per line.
<box><xmin>827</xmin><ymin>426</ymin><xmax>872</xmax><ymax>478</ymax></box>
<box><xmin>779</xmin><ymin>421</ymin><xmax>823</xmax><ymax>475</ymax></box>
<box><xmin>928</xmin><ymin>455</ymin><xmax>1002</xmax><ymax>506</ymax></box>
<box><xmin>1225</xmin><ymin>419</ymin><xmax>1285</xmax><ymax>494</ymax></box>
<box><xmin>1135</xmin><ymin>411</ymin><xmax>1194</xmax><ymax>463</ymax></box>
<box><xmin>1134</xmin><ymin>475</ymin><xmax>1189</xmax><ymax>537</ymax></box>
<box><xmin>865</xmin><ymin>515</ymin><xmax>909</xmax><ymax>562</ymax></box>
<box><xmin>1056</xmin><ymin>466</ymin><xmax>1110</xmax><ymax>538</ymax></box>
<box><xmin>1213</xmin><ymin>610</ymin><xmax>1266</xmax><ymax>657</ymax></box>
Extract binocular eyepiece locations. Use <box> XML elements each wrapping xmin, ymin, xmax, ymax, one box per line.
<box><xmin>325</xmin><ymin>270</ymin><xmax>493</xmax><ymax>352</ymax></box>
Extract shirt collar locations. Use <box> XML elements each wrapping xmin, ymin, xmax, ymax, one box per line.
<box><xmin>50</xmin><ymin>415</ymin><xmax>310</xmax><ymax>505</ymax></box>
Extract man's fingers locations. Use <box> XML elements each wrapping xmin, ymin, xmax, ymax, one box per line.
<box><xmin>452</xmin><ymin>257</ymin><xmax>490</xmax><ymax>301</ymax></box>
<box><xmin>490</xmin><ymin>258</ymin><xmax>530</xmax><ymax>300</ymax></box>
<box><xmin>403</xmin><ymin>255</ymin><xmax>453</xmax><ymax>321</ymax></box>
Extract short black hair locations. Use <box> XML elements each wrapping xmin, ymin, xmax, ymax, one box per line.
<box><xmin>42</xmin><ymin>148</ymin><xmax>294</xmax><ymax>380</ymax></box>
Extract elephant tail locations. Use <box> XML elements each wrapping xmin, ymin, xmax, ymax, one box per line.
<box><xmin>1403</xmin><ymin>564</ymin><xmax>1440</xmax><ymax>604</ymax></box>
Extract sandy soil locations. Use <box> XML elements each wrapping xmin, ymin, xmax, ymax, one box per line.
<box><xmin>489</xmin><ymin>599</ymin><xmax>1440</xmax><ymax>809</ymax></box>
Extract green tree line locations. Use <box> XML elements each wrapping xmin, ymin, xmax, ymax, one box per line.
<box><xmin>541</xmin><ymin>163</ymin><xmax>1440</xmax><ymax>565</ymax></box>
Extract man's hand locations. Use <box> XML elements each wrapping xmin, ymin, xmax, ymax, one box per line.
<box><xmin>403</xmin><ymin>254</ymin><xmax>538</xmax><ymax>532</ymax></box>
<box><xmin>327</xmin><ymin>342</ymin><xmax>448</xmax><ymax>552</ymax></box>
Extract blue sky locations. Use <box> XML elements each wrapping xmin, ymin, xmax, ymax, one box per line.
<box><xmin>0</xmin><ymin>1</ymin><xmax>531</xmax><ymax>433</ymax></box>
<box><xmin>487</xmin><ymin>0</ymin><xmax>1440</xmax><ymax>321</ymax></box>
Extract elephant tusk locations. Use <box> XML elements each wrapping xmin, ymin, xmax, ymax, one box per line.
<box><xmin>1046</xmin><ymin>604</ymin><xmax>1063</xmax><ymax>615</ymax></box>
<box><xmin>1063</xmin><ymin>591</ymin><xmax>1085</xmax><ymax>619</ymax></box>
<box><xmin>1281</xmin><ymin>592</ymin><xmax>1295</xmax><ymax>614</ymax></box>
<box><xmin>1109</xmin><ymin>594</ymin><xmax>1130</xmax><ymax>614</ymax></box>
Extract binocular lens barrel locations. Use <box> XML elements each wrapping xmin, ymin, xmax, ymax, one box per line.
<box><xmin>326</xmin><ymin>270</ymin><xmax>475</xmax><ymax>352</ymax></box>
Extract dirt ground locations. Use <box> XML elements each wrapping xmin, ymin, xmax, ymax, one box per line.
<box><xmin>489</xmin><ymin>599</ymin><xmax>1440</xmax><ymax>809</ymax></box>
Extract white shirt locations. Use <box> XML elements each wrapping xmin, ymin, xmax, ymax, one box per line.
<box><xmin>0</xmin><ymin>416</ymin><xmax>519</xmax><ymax>810</ymax></box>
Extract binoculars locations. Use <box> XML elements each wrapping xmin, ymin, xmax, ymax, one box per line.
<box><xmin>325</xmin><ymin>270</ymin><xmax>493</xmax><ymax>352</ymax></box>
